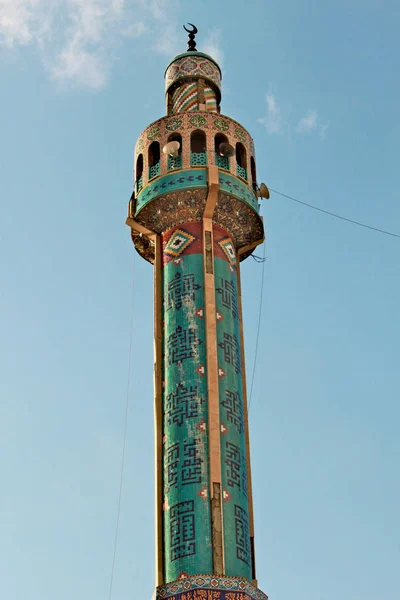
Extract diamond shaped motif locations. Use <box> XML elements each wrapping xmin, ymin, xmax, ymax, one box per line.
<box><xmin>164</xmin><ymin>228</ymin><xmax>197</xmax><ymax>257</ymax></box>
<box><xmin>218</xmin><ymin>237</ymin><xmax>236</xmax><ymax>265</ymax></box>
<box><xmin>197</xmin><ymin>487</ymin><xmax>208</xmax><ymax>500</ymax></box>
<box><xmin>196</xmin><ymin>364</ymin><xmax>205</xmax><ymax>377</ymax></box>
<box><xmin>223</xmin><ymin>489</ymin><xmax>232</xmax><ymax>503</ymax></box>
<box><xmin>197</xmin><ymin>419</ymin><xmax>207</xmax><ymax>432</ymax></box>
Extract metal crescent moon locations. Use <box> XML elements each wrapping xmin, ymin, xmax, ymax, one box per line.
<box><xmin>183</xmin><ymin>23</ymin><xmax>198</xmax><ymax>34</ymax></box>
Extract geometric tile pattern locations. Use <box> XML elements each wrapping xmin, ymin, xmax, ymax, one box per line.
<box><xmin>133</xmin><ymin>186</ymin><xmax>263</xmax><ymax>265</ymax></box>
<box><xmin>172</xmin><ymin>82</ymin><xmax>198</xmax><ymax>114</ymax></box>
<box><xmin>162</xmin><ymin>221</ymin><xmax>212</xmax><ymax>582</ymax></box>
<box><xmin>204</xmin><ymin>86</ymin><xmax>217</xmax><ymax>112</ymax></box>
<box><xmin>136</xmin><ymin>189</ymin><xmax>208</xmax><ymax>251</ymax></box>
<box><xmin>218</xmin><ymin>172</ymin><xmax>259</xmax><ymax>212</ymax></box>
<box><xmin>136</xmin><ymin>170</ymin><xmax>208</xmax><ymax>213</ymax></box>
<box><xmin>218</xmin><ymin>237</ymin><xmax>237</xmax><ymax>266</ymax></box>
<box><xmin>214</xmin><ymin>226</ymin><xmax>252</xmax><ymax>581</ymax></box>
<box><xmin>156</xmin><ymin>575</ymin><xmax>268</xmax><ymax>600</ymax></box>
<box><xmin>163</xmin><ymin>223</ymin><xmax>203</xmax><ymax>266</ymax></box>
<box><xmin>164</xmin><ymin>228</ymin><xmax>197</xmax><ymax>258</ymax></box>
<box><xmin>165</xmin><ymin>52</ymin><xmax>222</xmax><ymax>93</ymax></box>
<box><xmin>212</xmin><ymin>193</ymin><xmax>263</xmax><ymax>252</ymax></box>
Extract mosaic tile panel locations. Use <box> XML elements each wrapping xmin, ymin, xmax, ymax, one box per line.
<box><xmin>172</xmin><ymin>83</ymin><xmax>199</xmax><ymax>113</ymax></box>
<box><xmin>136</xmin><ymin>170</ymin><xmax>208</xmax><ymax>212</ymax></box>
<box><xmin>133</xmin><ymin>113</ymin><xmax>255</xmax><ymax>192</ymax></box>
<box><xmin>204</xmin><ymin>87</ymin><xmax>217</xmax><ymax>112</ymax></box>
<box><xmin>213</xmin><ymin>225</ymin><xmax>252</xmax><ymax>581</ymax></box>
<box><xmin>212</xmin><ymin>194</ymin><xmax>264</xmax><ymax>252</ymax></box>
<box><xmin>165</xmin><ymin>52</ymin><xmax>222</xmax><ymax>93</ymax></box>
<box><xmin>136</xmin><ymin>189</ymin><xmax>208</xmax><ymax>237</ymax></box>
<box><xmin>162</xmin><ymin>222</ymin><xmax>213</xmax><ymax>582</ymax></box>
<box><xmin>156</xmin><ymin>575</ymin><xmax>268</xmax><ymax>600</ymax></box>
<box><xmin>218</xmin><ymin>173</ymin><xmax>259</xmax><ymax>213</ymax></box>
<box><xmin>158</xmin><ymin>590</ymin><xmax>259</xmax><ymax>600</ymax></box>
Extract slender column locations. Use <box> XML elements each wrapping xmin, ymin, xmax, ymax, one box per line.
<box><xmin>161</xmin><ymin>223</ymin><xmax>213</xmax><ymax>582</ymax></box>
<box><xmin>214</xmin><ymin>226</ymin><xmax>252</xmax><ymax>580</ymax></box>
<box><xmin>203</xmin><ymin>166</ymin><xmax>224</xmax><ymax>574</ymax></box>
<box><xmin>203</xmin><ymin>216</ymin><xmax>224</xmax><ymax>575</ymax></box>
<box><xmin>154</xmin><ymin>234</ymin><xmax>164</xmax><ymax>586</ymax></box>
<box><xmin>198</xmin><ymin>77</ymin><xmax>206</xmax><ymax>111</ymax></box>
<box><xmin>236</xmin><ymin>256</ymin><xmax>257</xmax><ymax>586</ymax></box>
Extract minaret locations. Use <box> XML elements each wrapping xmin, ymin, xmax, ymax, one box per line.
<box><xmin>126</xmin><ymin>25</ymin><xmax>268</xmax><ymax>600</ymax></box>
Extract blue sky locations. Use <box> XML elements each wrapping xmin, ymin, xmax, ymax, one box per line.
<box><xmin>1</xmin><ymin>1</ymin><xmax>399</xmax><ymax>599</ymax></box>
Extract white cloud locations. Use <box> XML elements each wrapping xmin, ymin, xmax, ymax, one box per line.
<box><xmin>48</xmin><ymin>0</ymin><xmax>131</xmax><ymax>89</ymax></box>
<box><xmin>258</xmin><ymin>92</ymin><xmax>329</xmax><ymax>139</ymax></box>
<box><xmin>258</xmin><ymin>91</ymin><xmax>282</xmax><ymax>134</ymax></box>
<box><xmin>153</xmin><ymin>23</ymin><xmax>180</xmax><ymax>57</ymax></box>
<box><xmin>296</xmin><ymin>109</ymin><xmax>329</xmax><ymax>138</ymax></box>
<box><xmin>203</xmin><ymin>28</ymin><xmax>223</xmax><ymax>67</ymax></box>
<box><xmin>0</xmin><ymin>0</ymin><xmax>175</xmax><ymax>89</ymax></box>
<box><xmin>0</xmin><ymin>0</ymin><xmax>42</xmax><ymax>47</ymax></box>
<box><xmin>296</xmin><ymin>109</ymin><xmax>318</xmax><ymax>133</ymax></box>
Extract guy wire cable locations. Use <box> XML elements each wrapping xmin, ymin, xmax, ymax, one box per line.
<box><xmin>248</xmin><ymin>237</ymin><xmax>266</xmax><ymax>414</ymax></box>
<box><xmin>108</xmin><ymin>257</ymin><xmax>135</xmax><ymax>600</ymax></box>
<box><xmin>269</xmin><ymin>188</ymin><xmax>400</xmax><ymax>238</ymax></box>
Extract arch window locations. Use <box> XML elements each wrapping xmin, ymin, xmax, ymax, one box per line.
<box><xmin>148</xmin><ymin>141</ymin><xmax>161</xmax><ymax>179</ymax></box>
<box><xmin>250</xmin><ymin>156</ymin><xmax>257</xmax><ymax>192</ymax></box>
<box><xmin>166</xmin><ymin>133</ymin><xmax>182</xmax><ymax>170</ymax></box>
<box><xmin>190</xmin><ymin>130</ymin><xmax>207</xmax><ymax>166</ymax></box>
<box><xmin>236</xmin><ymin>142</ymin><xmax>248</xmax><ymax>181</ymax></box>
<box><xmin>136</xmin><ymin>154</ymin><xmax>143</xmax><ymax>193</ymax></box>
<box><xmin>214</xmin><ymin>133</ymin><xmax>230</xmax><ymax>170</ymax></box>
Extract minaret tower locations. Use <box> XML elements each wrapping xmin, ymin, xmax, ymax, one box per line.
<box><xmin>126</xmin><ymin>25</ymin><xmax>268</xmax><ymax>600</ymax></box>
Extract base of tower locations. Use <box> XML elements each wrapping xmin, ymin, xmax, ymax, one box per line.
<box><xmin>156</xmin><ymin>575</ymin><xmax>268</xmax><ymax>599</ymax></box>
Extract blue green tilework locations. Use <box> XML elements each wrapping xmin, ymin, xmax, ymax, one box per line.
<box><xmin>218</xmin><ymin>172</ymin><xmax>259</xmax><ymax>213</ymax></box>
<box><xmin>215</xmin><ymin>256</ymin><xmax>252</xmax><ymax>580</ymax></box>
<box><xmin>136</xmin><ymin>169</ymin><xmax>208</xmax><ymax>213</ymax></box>
<box><xmin>162</xmin><ymin>253</ymin><xmax>212</xmax><ymax>582</ymax></box>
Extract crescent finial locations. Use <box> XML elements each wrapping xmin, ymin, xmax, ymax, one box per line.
<box><xmin>184</xmin><ymin>23</ymin><xmax>198</xmax><ymax>35</ymax></box>
<box><xmin>183</xmin><ymin>23</ymin><xmax>198</xmax><ymax>51</ymax></box>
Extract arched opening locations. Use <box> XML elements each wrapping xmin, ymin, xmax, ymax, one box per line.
<box><xmin>236</xmin><ymin>142</ymin><xmax>248</xmax><ymax>180</ymax></box>
<box><xmin>167</xmin><ymin>133</ymin><xmax>182</xmax><ymax>170</ymax></box>
<box><xmin>136</xmin><ymin>154</ymin><xmax>143</xmax><ymax>192</ymax></box>
<box><xmin>251</xmin><ymin>156</ymin><xmax>257</xmax><ymax>192</ymax></box>
<box><xmin>214</xmin><ymin>133</ymin><xmax>230</xmax><ymax>170</ymax></box>
<box><xmin>214</xmin><ymin>133</ymin><xmax>228</xmax><ymax>154</ymax></box>
<box><xmin>148</xmin><ymin>141</ymin><xmax>161</xmax><ymax>179</ymax></box>
<box><xmin>190</xmin><ymin>130</ymin><xmax>207</xmax><ymax>166</ymax></box>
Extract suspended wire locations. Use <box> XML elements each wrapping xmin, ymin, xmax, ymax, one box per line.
<box><xmin>268</xmin><ymin>188</ymin><xmax>400</xmax><ymax>239</ymax></box>
<box><xmin>248</xmin><ymin>239</ymin><xmax>266</xmax><ymax>414</ymax></box>
<box><xmin>251</xmin><ymin>254</ymin><xmax>267</xmax><ymax>263</ymax></box>
<box><xmin>108</xmin><ymin>259</ymin><xmax>135</xmax><ymax>600</ymax></box>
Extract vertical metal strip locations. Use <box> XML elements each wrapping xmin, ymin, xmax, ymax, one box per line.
<box><xmin>203</xmin><ymin>216</ymin><xmax>224</xmax><ymax>575</ymax></box>
<box><xmin>198</xmin><ymin>77</ymin><xmax>206</xmax><ymax>110</ymax></box>
<box><xmin>236</xmin><ymin>256</ymin><xmax>257</xmax><ymax>586</ymax></box>
<box><xmin>154</xmin><ymin>234</ymin><xmax>164</xmax><ymax>586</ymax></box>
